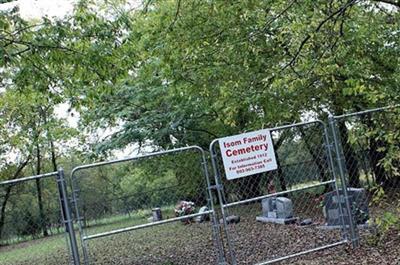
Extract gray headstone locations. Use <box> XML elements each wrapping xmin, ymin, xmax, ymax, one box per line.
<box><xmin>194</xmin><ymin>206</ymin><xmax>209</xmax><ymax>223</ymax></box>
<box><xmin>261</xmin><ymin>197</ymin><xmax>293</xmax><ymax>219</ymax></box>
<box><xmin>323</xmin><ymin>188</ymin><xmax>369</xmax><ymax>226</ymax></box>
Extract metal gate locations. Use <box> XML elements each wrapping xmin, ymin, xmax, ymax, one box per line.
<box><xmin>328</xmin><ymin>105</ymin><xmax>400</xmax><ymax>249</ymax></box>
<box><xmin>0</xmin><ymin>169</ymin><xmax>79</xmax><ymax>265</ymax></box>
<box><xmin>210</xmin><ymin>120</ymin><xmax>355</xmax><ymax>264</ymax></box>
<box><xmin>70</xmin><ymin>146</ymin><xmax>224</xmax><ymax>265</ymax></box>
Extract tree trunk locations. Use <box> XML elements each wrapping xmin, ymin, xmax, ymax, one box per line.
<box><xmin>368</xmin><ymin>138</ymin><xmax>388</xmax><ymax>187</ymax></box>
<box><xmin>50</xmin><ymin>139</ymin><xmax>58</xmax><ymax>172</ymax></box>
<box><xmin>35</xmin><ymin>143</ymin><xmax>48</xmax><ymax>237</ymax></box>
<box><xmin>273</xmin><ymin>131</ymin><xmax>291</xmax><ymax>191</ymax></box>
<box><xmin>273</xmin><ymin>148</ymin><xmax>287</xmax><ymax>192</ymax></box>
<box><xmin>0</xmin><ymin>186</ymin><xmax>12</xmax><ymax>244</ymax></box>
<box><xmin>0</xmin><ymin>158</ymin><xmax>30</xmax><ymax>244</ymax></box>
<box><xmin>338</xmin><ymin>121</ymin><xmax>361</xmax><ymax>187</ymax></box>
<box><xmin>361</xmin><ymin>115</ymin><xmax>390</xmax><ymax>188</ymax></box>
<box><xmin>298</xmin><ymin>128</ymin><xmax>330</xmax><ymax>193</ymax></box>
<box><xmin>46</xmin><ymin>117</ymin><xmax>69</xmax><ymax>234</ymax></box>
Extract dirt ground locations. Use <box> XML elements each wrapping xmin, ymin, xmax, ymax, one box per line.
<box><xmin>289</xmin><ymin>229</ymin><xmax>400</xmax><ymax>265</ymax></box>
<box><xmin>84</xmin><ymin>215</ymin><xmax>400</xmax><ymax>265</ymax></box>
<box><xmin>2</xmin><ymin>208</ymin><xmax>399</xmax><ymax>265</ymax></box>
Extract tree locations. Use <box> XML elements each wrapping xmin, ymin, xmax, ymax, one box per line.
<box><xmin>1</xmin><ymin>6</ymin><xmax>78</xmax><ymax>238</ymax></box>
<box><xmin>1</xmin><ymin>0</ymin><xmax>399</xmax><ymax>200</ymax></box>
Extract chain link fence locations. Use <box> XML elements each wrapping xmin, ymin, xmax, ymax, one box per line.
<box><xmin>210</xmin><ymin>121</ymin><xmax>350</xmax><ymax>265</ymax></box>
<box><xmin>0</xmin><ymin>170</ymin><xmax>77</xmax><ymax>265</ymax></box>
<box><xmin>71</xmin><ymin>146</ymin><xmax>223</xmax><ymax>265</ymax></box>
<box><xmin>1</xmin><ymin>106</ymin><xmax>399</xmax><ymax>265</ymax></box>
<box><xmin>330</xmin><ymin>106</ymin><xmax>400</xmax><ymax>246</ymax></box>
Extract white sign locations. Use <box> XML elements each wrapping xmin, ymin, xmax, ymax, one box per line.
<box><xmin>219</xmin><ymin>129</ymin><xmax>278</xmax><ymax>180</ymax></box>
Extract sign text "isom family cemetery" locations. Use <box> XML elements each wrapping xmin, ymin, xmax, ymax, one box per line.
<box><xmin>219</xmin><ymin>129</ymin><xmax>278</xmax><ymax>180</ymax></box>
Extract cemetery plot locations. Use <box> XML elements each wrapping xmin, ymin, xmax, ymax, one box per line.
<box><xmin>221</xmin><ymin>189</ymin><xmax>345</xmax><ymax>264</ymax></box>
<box><xmin>211</xmin><ymin>121</ymin><xmax>351</xmax><ymax>264</ymax></box>
<box><xmin>71</xmin><ymin>147</ymin><xmax>221</xmax><ymax>264</ymax></box>
<box><xmin>1</xmin><ymin>198</ymin><xmax>399</xmax><ymax>265</ymax></box>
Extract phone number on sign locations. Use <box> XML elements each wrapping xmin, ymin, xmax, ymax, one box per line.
<box><xmin>236</xmin><ymin>164</ymin><xmax>265</xmax><ymax>174</ymax></box>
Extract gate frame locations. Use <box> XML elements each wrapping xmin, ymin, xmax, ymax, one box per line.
<box><xmin>209</xmin><ymin>120</ymin><xmax>352</xmax><ymax>265</ymax></box>
<box><xmin>0</xmin><ymin>169</ymin><xmax>80</xmax><ymax>265</ymax></box>
<box><xmin>70</xmin><ymin>145</ymin><xmax>226</xmax><ymax>265</ymax></box>
<box><xmin>328</xmin><ymin>104</ymin><xmax>400</xmax><ymax>248</ymax></box>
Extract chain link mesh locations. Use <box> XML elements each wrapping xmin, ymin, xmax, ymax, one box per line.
<box><xmin>0</xmin><ymin>174</ymin><xmax>70</xmax><ymax>265</ymax></box>
<box><xmin>333</xmin><ymin>107</ymin><xmax>400</xmax><ymax>235</ymax></box>
<box><xmin>1</xmin><ymin>107</ymin><xmax>399</xmax><ymax>265</ymax></box>
<box><xmin>211</xmin><ymin>121</ymin><xmax>346</xmax><ymax>264</ymax></box>
<box><xmin>72</xmin><ymin>148</ymin><xmax>220</xmax><ymax>265</ymax></box>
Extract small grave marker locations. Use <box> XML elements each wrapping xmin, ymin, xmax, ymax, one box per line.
<box><xmin>256</xmin><ymin>197</ymin><xmax>297</xmax><ymax>224</ymax></box>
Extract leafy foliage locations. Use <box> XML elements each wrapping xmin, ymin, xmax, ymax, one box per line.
<box><xmin>1</xmin><ymin>0</ymin><xmax>400</xmax><ymax>246</ymax></box>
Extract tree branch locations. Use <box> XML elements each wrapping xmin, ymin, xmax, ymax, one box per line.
<box><xmin>282</xmin><ymin>0</ymin><xmax>358</xmax><ymax>70</ymax></box>
<box><xmin>168</xmin><ymin>0</ymin><xmax>182</xmax><ymax>31</ymax></box>
<box><xmin>264</xmin><ymin>0</ymin><xmax>298</xmax><ymax>30</ymax></box>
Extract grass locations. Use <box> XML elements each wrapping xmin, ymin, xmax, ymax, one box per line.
<box><xmin>0</xmin><ymin>205</ymin><xmax>181</xmax><ymax>265</ymax></box>
<box><xmin>0</xmin><ymin>232</ymin><xmax>69</xmax><ymax>264</ymax></box>
<box><xmin>0</xmin><ymin>186</ymin><xmax>326</xmax><ymax>265</ymax></box>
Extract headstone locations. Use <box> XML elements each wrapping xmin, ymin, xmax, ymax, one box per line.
<box><xmin>194</xmin><ymin>206</ymin><xmax>209</xmax><ymax>223</ymax></box>
<box><xmin>323</xmin><ymin>188</ymin><xmax>369</xmax><ymax>226</ymax></box>
<box><xmin>256</xmin><ymin>197</ymin><xmax>297</xmax><ymax>224</ymax></box>
<box><xmin>152</xmin><ymin>208</ymin><xmax>162</xmax><ymax>222</ymax></box>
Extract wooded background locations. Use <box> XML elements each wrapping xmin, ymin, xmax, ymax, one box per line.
<box><xmin>0</xmin><ymin>0</ymin><xmax>399</xmax><ymax>243</ymax></box>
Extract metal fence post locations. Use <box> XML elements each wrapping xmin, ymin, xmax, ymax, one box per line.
<box><xmin>328</xmin><ymin>115</ymin><xmax>360</xmax><ymax>248</ymax></box>
<box><xmin>201</xmin><ymin>159</ymin><xmax>226</xmax><ymax>265</ymax></box>
<box><xmin>57</xmin><ymin>168</ymin><xmax>81</xmax><ymax>264</ymax></box>
<box><xmin>71</xmin><ymin>168</ymin><xmax>90</xmax><ymax>265</ymax></box>
<box><xmin>210</xmin><ymin>141</ymin><xmax>238</xmax><ymax>265</ymax></box>
<box><xmin>322</xmin><ymin>123</ymin><xmax>348</xmax><ymax>241</ymax></box>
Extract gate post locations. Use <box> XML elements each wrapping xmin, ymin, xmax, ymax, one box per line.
<box><xmin>328</xmin><ymin>115</ymin><xmax>360</xmax><ymax>248</ymax></box>
<box><xmin>57</xmin><ymin>168</ymin><xmax>81</xmax><ymax>264</ymax></box>
<box><xmin>210</xmin><ymin>141</ymin><xmax>238</xmax><ymax>265</ymax></box>
<box><xmin>199</xmin><ymin>156</ymin><xmax>226</xmax><ymax>265</ymax></box>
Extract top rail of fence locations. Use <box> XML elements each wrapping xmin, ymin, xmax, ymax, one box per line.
<box><xmin>333</xmin><ymin>105</ymin><xmax>400</xmax><ymax>119</ymax></box>
<box><xmin>71</xmin><ymin>145</ymin><xmax>206</xmax><ymax>176</ymax></box>
<box><xmin>0</xmin><ymin>171</ymin><xmax>58</xmax><ymax>186</ymax></box>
